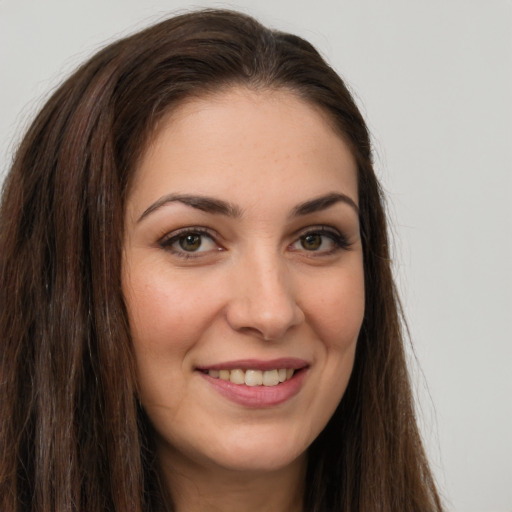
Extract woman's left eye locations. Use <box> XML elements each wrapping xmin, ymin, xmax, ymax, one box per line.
<box><xmin>290</xmin><ymin>229</ymin><xmax>349</xmax><ymax>254</ymax></box>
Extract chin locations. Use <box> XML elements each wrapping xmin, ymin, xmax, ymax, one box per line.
<box><xmin>159</xmin><ymin>426</ymin><xmax>309</xmax><ymax>475</ymax></box>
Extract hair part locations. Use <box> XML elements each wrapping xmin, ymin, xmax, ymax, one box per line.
<box><xmin>0</xmin><ymin>9</ymin><xmax>443</xmax><ymax>511</ymax></box>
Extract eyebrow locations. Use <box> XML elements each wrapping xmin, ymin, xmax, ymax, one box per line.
<box><xmin>137</xmin><ymin>191</ymin><xmax>358</xmax><ymax>223</ymax></box>
<box><xmin>137</xmin><ymin>193</ymin><xmax>242</xmax><ymax>222</ymax></box>
<box><xmin>290</xmin><ymin>192</ymin><xmax>359</xmax><ymax>217</ymax></box>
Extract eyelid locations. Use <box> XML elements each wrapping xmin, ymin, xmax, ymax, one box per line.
<box><xmin>157</xmin><ymin>223</ymin><xmax>352</xmax><ymax>260</ymax></box>
<box><xmin>289</xmin><ymin>225</ymin><xmax>352</xmax><ymax>253</ymax></box>
<box><xmin>159</xmin><ymin>226</ymin><xmax>223</xmax><ymax>257</ymax></box>
<box><xmin>159</xmin><ymin>226</ymin><xmax>217</xmax><ymax>243</ymax></box>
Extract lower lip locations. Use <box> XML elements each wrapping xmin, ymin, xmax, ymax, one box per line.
<box><xmin>200</xmin><ymin>369</ymin><xmax>307</xmax><ymax>408</ymax></box>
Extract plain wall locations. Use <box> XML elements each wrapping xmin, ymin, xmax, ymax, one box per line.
<box><xmin>1</xmin><ymin>1</ymin><xmax>511</xmax><ymax>510</ymax></box>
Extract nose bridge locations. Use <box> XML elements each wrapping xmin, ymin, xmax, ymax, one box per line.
<box><xmin>226</xmin><ymin>244</ymin><xmax>304</xmax><ymax>340</ymax></box>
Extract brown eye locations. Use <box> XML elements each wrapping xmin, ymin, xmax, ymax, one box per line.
<box><xmin>289</xmin><ymin>228</ymin><xmax>350</xmax><ymax>255</ymax></box>
<box><xmin>179</xmin><ymin>234</ymin><xmax>202</xmax><ymax>251</ymax></box>
<box><xmin>160</xmin><ymin>229</ymin><xmax>220</xmax><ymax>257</ymax></box>
<box><xmin>300</xmin><ymin>234</ymin><xmax>322</xmax><ymax>251</ymax></box>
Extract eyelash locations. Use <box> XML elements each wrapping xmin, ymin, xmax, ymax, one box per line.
<box><xmin>291</xmin><ymin>227</ymin><xmax>351</xmax><ymax>255</ymax></box>
<box><xmin>158</xmin><ymin>225</ymin><xmax>351</xmax><ymax>259</ymax></box>
<box><xmin>159</xmin><ymin>227</ymin><xmax>221</xmax><ymax>259</ymax></box>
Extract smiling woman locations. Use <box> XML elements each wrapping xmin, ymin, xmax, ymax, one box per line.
<box><xmin>0</xmin><ymin>9</ymin><xmax>443</xmax><ymax>512</ymax></box>
<box><xmin>122</xmin><ymin>89</ymin><xmax>365</xmax><ymax>500</ymax></box>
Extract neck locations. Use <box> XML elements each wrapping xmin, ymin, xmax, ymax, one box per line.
<box><xmin>158</xmin><ymin>447</ymin><xmax>307</xmax><ymax>512</ymax></box>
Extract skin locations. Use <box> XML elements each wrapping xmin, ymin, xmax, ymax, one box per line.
<box><xmin>122</xmin><ymin>87</ymin><xmax>365</xmax><ymax>512</ymax></box>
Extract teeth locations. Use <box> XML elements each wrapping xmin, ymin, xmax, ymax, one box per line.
<box><xmin>263</xmin><ymin>369</ymin><xmax>279</xmax><ymax>386</ymax></box>
<box><xmin>207</xmin><ymin>368</ymin><xmax>296</xmax><ymax>386</ymax></box>
<box><xmin>245</xmin><ymin>369</ymin><xmax>263</xmax><ymax>386</ymax></box>
<box><xmin>230</xmin><ymin>369</ymin><xmax>245</xmax><ymax>385</ymax></box>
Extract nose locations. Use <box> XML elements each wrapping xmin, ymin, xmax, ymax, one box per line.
<box><xmin>225</xmin><ymin>251</ymin><xmax>305</xmax><ymax>341</ymax></box>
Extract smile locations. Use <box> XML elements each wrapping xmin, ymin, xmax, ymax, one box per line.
<box><xmin>197</xmin><ymin>359</ymin><xmax>309</xmax><ymax>407</ymax></box>
<box><xmin>206</xmin><ymin>368</ymin><xmax>295</xmax><ymax>387</ymax></box>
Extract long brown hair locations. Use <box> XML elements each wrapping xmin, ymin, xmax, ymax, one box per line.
<box><xmin>0</xmin><ymin>9</ymin><xmax>443</xmax><ymax>511</ymax></box>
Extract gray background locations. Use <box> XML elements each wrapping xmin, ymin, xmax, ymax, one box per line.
<box><xmin>1</xmin><ymin>1</ymin><xmax>511</xmax><ymax>510</ymax></box>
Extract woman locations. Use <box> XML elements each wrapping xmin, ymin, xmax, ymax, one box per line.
<box><xmin>0</xmin><ymin>9</ymin><xmax>444</xmax><ymax>512</ymax></box>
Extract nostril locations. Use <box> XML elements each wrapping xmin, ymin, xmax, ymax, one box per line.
<box><xmin>224</xmin><ymin>263</ymin><xmax>305</xmax><ymax>339</ymax></box>
<box><xmin>226</xmin><ymin>302</ymin><xmax>304</xmax><ymax>341</ymax></box>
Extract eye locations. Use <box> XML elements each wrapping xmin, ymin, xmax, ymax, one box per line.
<box><xmin>290</xmin><ymin>228</ymin><xmax>350</xmax><ymax>255</ymax></box>
<box><xmin>178</xmin><ymin>233</ymin><xmax>205</xmax><ymax>252</ymax></box>
<box><xmin>159</xmin><ymin>228</ymin><xmax>221</xmax><ymax>257</ymax></box>
<box><xmin>300</xmin><ymin>233</ymin><xmax>325</xmax><ymax>251</ymax></box>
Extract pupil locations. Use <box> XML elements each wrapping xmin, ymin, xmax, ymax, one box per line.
<box><xmin>179</xmin><ymin>234</ymin><xmax>201</xmax><ymax>251</ymax></box>
<box><xmin>302</xmin><ymin>234</ymin><xmax>321</xmax><ymax>250</ymax></box>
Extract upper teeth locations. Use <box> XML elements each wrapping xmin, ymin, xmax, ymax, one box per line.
<box><xmin>208</xmin><ymin>368</ymin><xmax>295</xmax><ymax>386</ymax></box>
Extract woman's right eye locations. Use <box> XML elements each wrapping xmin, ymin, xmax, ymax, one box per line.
<box><xmin>159</xmin><ymin>229</ymin><xmax>221</xmax><ymax>257</ymax></box>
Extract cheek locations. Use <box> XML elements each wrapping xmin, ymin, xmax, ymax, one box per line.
<box><xmin>294</xmin><ymin>263</ymin><xmax>364</xmax><ymax>444</ymax></box>
<box><xmin>122</xmin><ymin>264</ymin><xmax>216</xmax><ymax>413</ymax></box>
<box><xmin>300</xmin><ymin>262</ymin><xmax>365</xmax><ymax>349</ymax></box>
<box><xmin>124</xmin><ymin>263</ymin><xmax>218</xmax><ymax>353</ymax></box>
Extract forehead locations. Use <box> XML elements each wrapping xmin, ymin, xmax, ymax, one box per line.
<box><xmin>128</xmin><ymin>87</ymin><xmax>358</xmax><ymax>213</ymax></box>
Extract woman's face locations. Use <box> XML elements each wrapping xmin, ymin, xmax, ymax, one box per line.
<box><xmin>122</xmin><ymin>87</ymin><xmax>365</xmax><ymax>475</ymax></box>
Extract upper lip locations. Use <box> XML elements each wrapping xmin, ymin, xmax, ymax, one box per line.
<box><xmin>196</xmin><ymin>357</ymin><xmax>309</xmax><ymax>372</ymax></box>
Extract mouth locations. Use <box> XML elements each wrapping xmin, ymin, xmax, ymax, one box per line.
<box><xmin>201</xmin><ymin>367</ymin><xmax>296</xmax><ymax>387</ymax></box>
<box><xmin>196</xmin><ymin>358</ymin><xmax>308</xmax><ymax>407</ymax></box>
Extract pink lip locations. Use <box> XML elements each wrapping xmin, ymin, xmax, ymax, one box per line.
<box><xmin>196</xmin><ymin>357</ymin><xmax>309</xmax><ymax>372</ymax></box>
<box><xmin>198</xmin><ymin>365</ymin><xmax>308</xmax><ymax>408</ymax></box>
